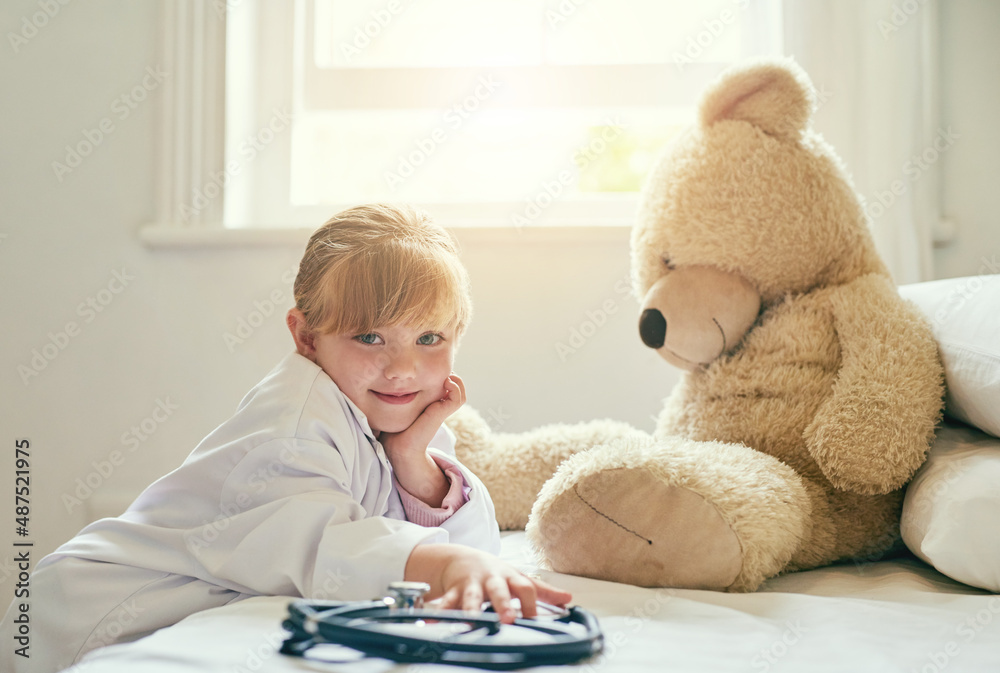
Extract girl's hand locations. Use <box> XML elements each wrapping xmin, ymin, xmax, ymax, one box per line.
<box><xmin>380</xmin><ymin>374</ymin><xmax>466</xmax><ymax>506</ymax></box>
<box><xmin>406</xmin><ymin>544</ymin><xmax>573</xmax><ymax>624</ymax></box>
<box><xmin>381</xmin><ymin>374</ymin><xmax>465</xmax><ymax>457</ymax></box>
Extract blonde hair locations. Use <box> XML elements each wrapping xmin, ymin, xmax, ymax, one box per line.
<box><xmin>294</xmin><ymin>204</ymin><xmax>472</xmax><ymax>336</ymax></box>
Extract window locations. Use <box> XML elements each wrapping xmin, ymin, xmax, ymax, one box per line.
<box><xmin>221</xmin><ymin>0</ymin><xmax>782</xmax><ymax>229</ymax></box>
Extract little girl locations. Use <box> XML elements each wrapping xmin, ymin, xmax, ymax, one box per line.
<box><xmin>2</xmin><ymin>204</ymin><xmax>570</xmax><ymax>673</ymax></box>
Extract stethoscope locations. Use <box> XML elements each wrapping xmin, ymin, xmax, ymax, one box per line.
<box><xmin>280</xmin><ymin>581</ymin><xmax>604</xmax><ymax>670</ymax></box>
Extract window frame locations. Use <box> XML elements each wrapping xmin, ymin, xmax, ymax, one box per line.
<box><xmin>143</xmin><ymin>0</ymin><xmax>782</xmax><ymax>243</ymax></box>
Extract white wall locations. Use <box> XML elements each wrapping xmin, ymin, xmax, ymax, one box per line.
<box><xmin>1</xmin><ymin>0</ymin><xmax>997</xmax><ymax>603</ymax></box>
<box><xmin>935</xmin><ymin>0</ymin><xmax>1000</xmax><ymax>279</ymax></box>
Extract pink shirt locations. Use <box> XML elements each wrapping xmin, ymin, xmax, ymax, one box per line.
<box><xmin>395</xmin><ymin>455</ymin><xmax>470</xmax><ymax>527</ymax></box>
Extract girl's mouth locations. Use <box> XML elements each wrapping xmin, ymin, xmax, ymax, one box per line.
<box><xmin>372</xmin><ymin>391</ymin><xmax>418</xmax><ymax>405</ymax></box>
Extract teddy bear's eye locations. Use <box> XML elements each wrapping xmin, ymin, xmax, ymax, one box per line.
<box><xmin>662</xmin><ymin>256</ymin><xmax>676</xmax><ymax>270</ymax></box>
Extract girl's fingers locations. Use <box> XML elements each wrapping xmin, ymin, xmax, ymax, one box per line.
<box><xmin>460</xmin><ymin>582</ymin><xmax>485</xmax><ymax>614</ymax></box>
<box><xmin>441</xmin><ymin>374</ymin><xmax>465</xmax><ymax>402</ymax></box>
<box><xmin>504</xmin><ymin>575</ymin><xmax>538</xmax><ymax>619</ymax></box>
<box><xmin>435</xmin><ymin>376</ymin><xmax>465</xmax><ymax>418</ymax></box>
<box><xmin>442</xmin><ymin>377</ymin><xmax>456</xmax><ymax>401</ymax></box>
<box><xmin>430</xmin><ymin>548</ymin><xmax>572</xmax><ymax>628</ymax></box>
<box><xmin>450</xmin><ymin>374</ymin><xmax>466</xmax><ymax>404</ymax></box>
<box><xmin>533</xmin><ymin>577</ymin><xmax>573</xmax><ymax>607</ymax></box>
<box><xmin>483</xmin><ymin>576</ymin><xmax>516</xmax><ymax>623</ymax></box>
<box><xmin>439</xmin><ymin>586</ymin><xmax>460</xmax><ymax>611</ymax></box>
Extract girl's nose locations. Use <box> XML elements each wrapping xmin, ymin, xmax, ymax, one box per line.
<box><xmin>383</xmin><ymin>346</ymin><xmax>416</xmax><ymax>379</ymax></box>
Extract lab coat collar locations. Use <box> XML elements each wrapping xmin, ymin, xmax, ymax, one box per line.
<box><xmin>339</xmin><ymin>386</ymin><xmax>377</xmax><ymax>442</ymax></box>
<box><xmin>287</xmin><ymin>351</ymin><xmax>379</xmax><ymax>442</ymax></box>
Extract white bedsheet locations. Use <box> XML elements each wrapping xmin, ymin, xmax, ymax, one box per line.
<box><xmin>72</xmin><ymin>532</ymin><xmax>1000</xmax><ymax>672</ymax></box>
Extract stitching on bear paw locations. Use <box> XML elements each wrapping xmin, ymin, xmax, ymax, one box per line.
<box><xmin>572</xmin><ymin>484</ymin><xmax>652</xmax><ymax>545</ymax></box>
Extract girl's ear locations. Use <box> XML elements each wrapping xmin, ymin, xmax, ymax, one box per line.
<box><xmin>287</xmin><ymin>308</ymin><xmax>318</xmax><ymax>360</ymax></box>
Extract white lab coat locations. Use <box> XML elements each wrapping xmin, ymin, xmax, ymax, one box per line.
<box><xmin>1</xmin><ymin>352</ymin><xmax>500</xmax><ymax>673</ymax></box>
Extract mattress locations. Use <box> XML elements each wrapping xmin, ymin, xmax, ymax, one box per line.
<box><xmin>73</xmin><ymin>532</ymin><xmax>1000</xmax><ymax>672</ymax></box>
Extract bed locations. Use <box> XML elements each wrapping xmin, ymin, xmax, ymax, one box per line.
<box><xmin>70</xmin><ymin>275</ymin><xmax>1000</xmax><ymax>672</ymax></box>
<box><xmin>66</xmin><ymin>530</ymin><xmax>999</xmax><ymax>672</ymax></box>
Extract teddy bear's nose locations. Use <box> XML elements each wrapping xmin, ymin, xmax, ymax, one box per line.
<box><xmin>639</xmin><ymin>308</ymin><xmax>666</xmax><ymax>349</ymax></box>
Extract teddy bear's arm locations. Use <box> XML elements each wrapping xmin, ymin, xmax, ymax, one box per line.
<box><xmin>803</xmin><ymin>273</ymin><xmax>944</xmax><ymax>495</ymax></box>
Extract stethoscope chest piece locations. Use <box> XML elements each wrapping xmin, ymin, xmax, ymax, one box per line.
<box><xmin>385</xmin><ymin>580</ymin><xmax>431</xmax><ymax>612</ymax></box>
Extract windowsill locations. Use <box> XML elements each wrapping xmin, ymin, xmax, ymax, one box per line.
<box><xmin>138</xmin><ymin>223</ymin><xmax>634</xmax><ymax>249</ymax></box>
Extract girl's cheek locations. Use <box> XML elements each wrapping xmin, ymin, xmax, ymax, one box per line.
<box><xmin>442</xmin><ymin>345</ymin><xmax>456</xmax><ymax>368</ymax></box>
<box><xmin>360</xmin><ymin>354</ymin><xmax>383</xmax><ymax>381</ymax></box>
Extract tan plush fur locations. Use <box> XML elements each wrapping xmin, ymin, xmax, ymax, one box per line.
<box><xmin>448</xmin><ymin>406</ymin><xmax>647</xmax><ymax>530</ymax></box>
<box><xmin>449</xmin><ymin>57</ymin><xmax>944</xmax><ymax>591</ymax></box>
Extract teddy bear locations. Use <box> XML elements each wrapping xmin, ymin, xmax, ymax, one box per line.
<box><xmin>448</xmin><ymin>57</ymin><xmax>945</xmax><ymax>591</ymax></box>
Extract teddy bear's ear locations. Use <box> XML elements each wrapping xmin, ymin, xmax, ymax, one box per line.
<box><xmin>698</xmin><ymin>57</ymin><xmax>816</xmax><ymax>141</ymax></box>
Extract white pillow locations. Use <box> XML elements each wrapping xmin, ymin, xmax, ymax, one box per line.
<box><xmin>901</xmin><ymin>420</ymin><xmax>1000</xmax><ymax>592</ymax></box>
<box><xmin>899</xmin><ymin>275</ymin><xmax>1000</xmax><ymax>438</ymax></box>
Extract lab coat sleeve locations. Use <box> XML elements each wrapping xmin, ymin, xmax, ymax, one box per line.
<box><xmin>183</xmin><ymin>437</ymin><xmax>447</xmax><ymax>601</ymax></box>
<box><xmin>423</xmin><ymin>423</ymin><xmax>502</xmax><ymax>553</ymax></box>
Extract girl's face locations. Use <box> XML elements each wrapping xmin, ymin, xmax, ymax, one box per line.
<box><xmin>308</xmin><ymin>322</ymin><xmax>457</xmax><ymax>435</ymax></box>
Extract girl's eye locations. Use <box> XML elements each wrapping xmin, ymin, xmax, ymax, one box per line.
<box><xmin>354</xmin><ymin>333</ymin><xmax>383</xmax><ymax>345</ymax></box>
<box><xmin>417</xmin><ymin>333</ymin><xmax>442</xmax><ymax>346</ymax></box>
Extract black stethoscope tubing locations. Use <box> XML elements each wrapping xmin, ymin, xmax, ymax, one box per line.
<box><xmin>281</xmin><ymin>599</ymin><xmax>604</xmax><ymax>670</ymax></box>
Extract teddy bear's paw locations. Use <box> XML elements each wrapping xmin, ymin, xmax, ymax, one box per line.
<box><xmin>527</xmin><ymin>436</ymin><xmax>817</xmax><ymax>591</ymax></box>
<box><xmin>529</xmin><ymin>466</ymin><xmax>743</xmax><ymax>590</ymax></box>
